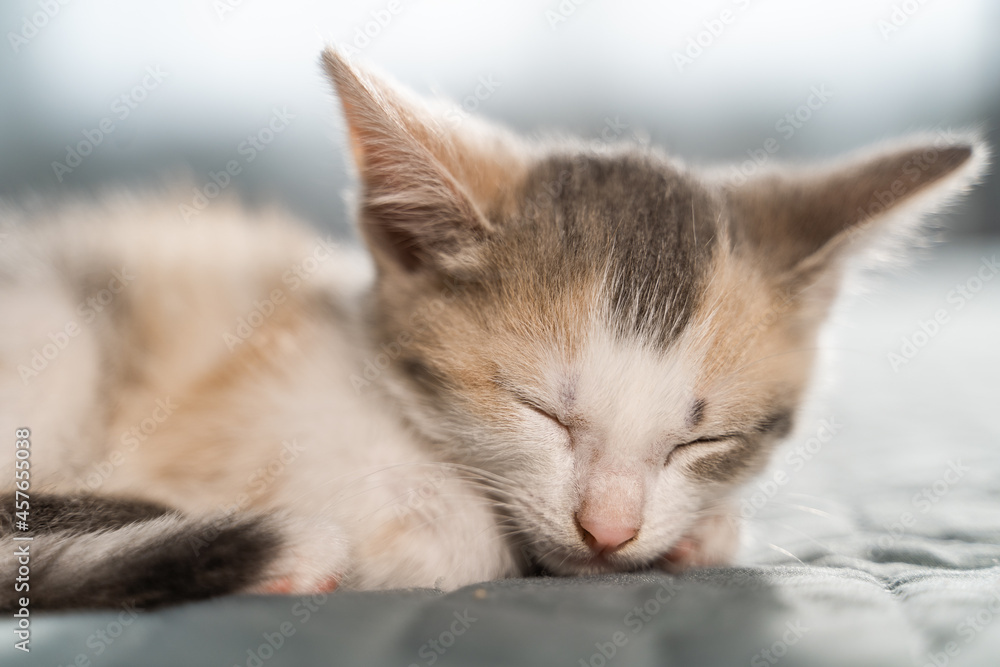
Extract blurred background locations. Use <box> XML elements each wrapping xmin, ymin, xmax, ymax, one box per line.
<box><xmin>1</xmin><ymin>0</ymin><xmax>997</xmax><ymax>240</ymax></box>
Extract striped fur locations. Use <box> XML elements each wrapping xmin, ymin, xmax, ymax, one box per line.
<box><xmin>0</xmin><ymin>494</ymin><xmax>280</xmax><ymax>610</ymax></box>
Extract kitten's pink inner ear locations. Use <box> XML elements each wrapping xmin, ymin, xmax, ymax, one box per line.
<box><xmin>322</xmin><ymin>49</ymin><xmax>494</xmax><ymax>272</ymax></box>
<box><xmin>322</xmin><ymin>49</ymin><xmax>528</xmax><ymax>211</ymax></box>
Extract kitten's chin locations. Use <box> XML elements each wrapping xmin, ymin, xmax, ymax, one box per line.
<box><xmin>536</xmin><ymin>550</ymin><xmax>653</xmax><ymax>576</ymax></box>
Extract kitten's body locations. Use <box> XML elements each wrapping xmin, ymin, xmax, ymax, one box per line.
<box><xmin>1</xmin><ymin>196</ymin><xmax>516</xmax><ymax>595</ymax></box>
<box><xmin>0</xmin><ymin>51</ymin><xmax>986</xmax><ymax>609</ymax></box>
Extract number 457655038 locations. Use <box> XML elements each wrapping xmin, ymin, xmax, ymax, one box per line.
<box><xmin>14</xmin><ymin>428</ymin><xmax>31</xmax><ymax>528</ymax></box>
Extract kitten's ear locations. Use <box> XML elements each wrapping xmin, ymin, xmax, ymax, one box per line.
<box><xmin>322</xmin><ymin>49</ymin><xmax>525</xmax><ymax>275</ymax></box>
<box><xmin>725</xmin><ymin>134</ymin><xmax>988</xmax><ymax>287</ymax></box>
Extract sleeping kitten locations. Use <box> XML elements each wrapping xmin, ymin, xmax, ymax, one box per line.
<box><xmin>0</xmin><ymin>50</ymin><xmax>986</xmax><ymax>610</ymax></box>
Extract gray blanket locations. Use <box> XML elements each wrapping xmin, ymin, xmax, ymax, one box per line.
<box><xmin>4</xmin><ymin>241</ymin><xmax>999</xmax><ymax>667</ymax></box>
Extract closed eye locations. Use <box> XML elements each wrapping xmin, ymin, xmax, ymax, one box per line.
<box><xmin>513</xmin><ymin>395</ymin><xmax>573</xmax><ymax>433</ymax></box>
<box><xmin>664</xmin><ymin>434</ymin><xmax>740</xmax><ymax>466</ymax></box>
<box><xmin>493</xmin><ymin>375</ymin><xmax>573</xmax><ymax>431</ymax></box>
<box><xmin>520</xmin><ymin>399</ymin><xmax>568</xmax><ymax>428</ymax></box>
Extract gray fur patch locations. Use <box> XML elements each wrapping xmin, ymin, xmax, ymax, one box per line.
<box><xmin>512</xmin><ymin>151</ymin><xmax>719</xmax><ymax>348</ymax></box>
<box><xmin>0</xmin><ymin>493</ymin><xmax>169</xmax><ymax>535</ymax></box>
<box><xmin>688</xmin><ymin>398</ymin><xmax>708</xmax><ymax>428</ymax></box>
<box><xmin>0</xmin><ymin>494</ymin><xmax>282</xmax><ymax>610</ymax></box>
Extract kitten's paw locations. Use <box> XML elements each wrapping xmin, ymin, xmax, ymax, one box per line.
<box><xmin>660</xmin><ymin>504</ymin><xmax>740</xmax><ymax>573</ymax></box>
<box><xmin>251</xmin><ymin>574</ymin><xmax>340</xmax><ymax>596</ymax></box>
<box><xmin>253</xmin><ymin>577</ymin><xmax>294</xmax><ymax>595</ymax></box>
<box><xmin>248</xmin><ymin>512</ymin><xmax>348</xmax><ymax>595</ymax></box>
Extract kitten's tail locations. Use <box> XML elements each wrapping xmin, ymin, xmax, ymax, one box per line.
<box><xmin>0</xmin><ymin>493</ymin><xmax>281</xmax><ymax>610</ymax></box>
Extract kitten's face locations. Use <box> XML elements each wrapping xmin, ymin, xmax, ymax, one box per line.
<box><xmin>376</xmin><ymin>152</ymin><xmax>810</xmax><ymax>574</ymax></box>
<box><xmin>324</xmin><ymin>49</ymin><xmax>980</xmax><ymax>575</ymax></box>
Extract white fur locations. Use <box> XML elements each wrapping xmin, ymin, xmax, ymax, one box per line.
<box><xmin>0</xmin><ymin>194</ymin><xmax>518</xmax><ymax>591</ymax></box>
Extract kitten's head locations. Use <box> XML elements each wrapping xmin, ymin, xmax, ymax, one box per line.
<box><xmin>324</xmin><ymin>51</ymin><xmax>986</xmax><ymax>574</ymax></box>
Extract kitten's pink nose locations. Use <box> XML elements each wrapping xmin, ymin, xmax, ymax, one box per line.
<box><xmin>576</xmin><ymin>516</ymin><xmax>638</xmax><ymax>554</ymax></box>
